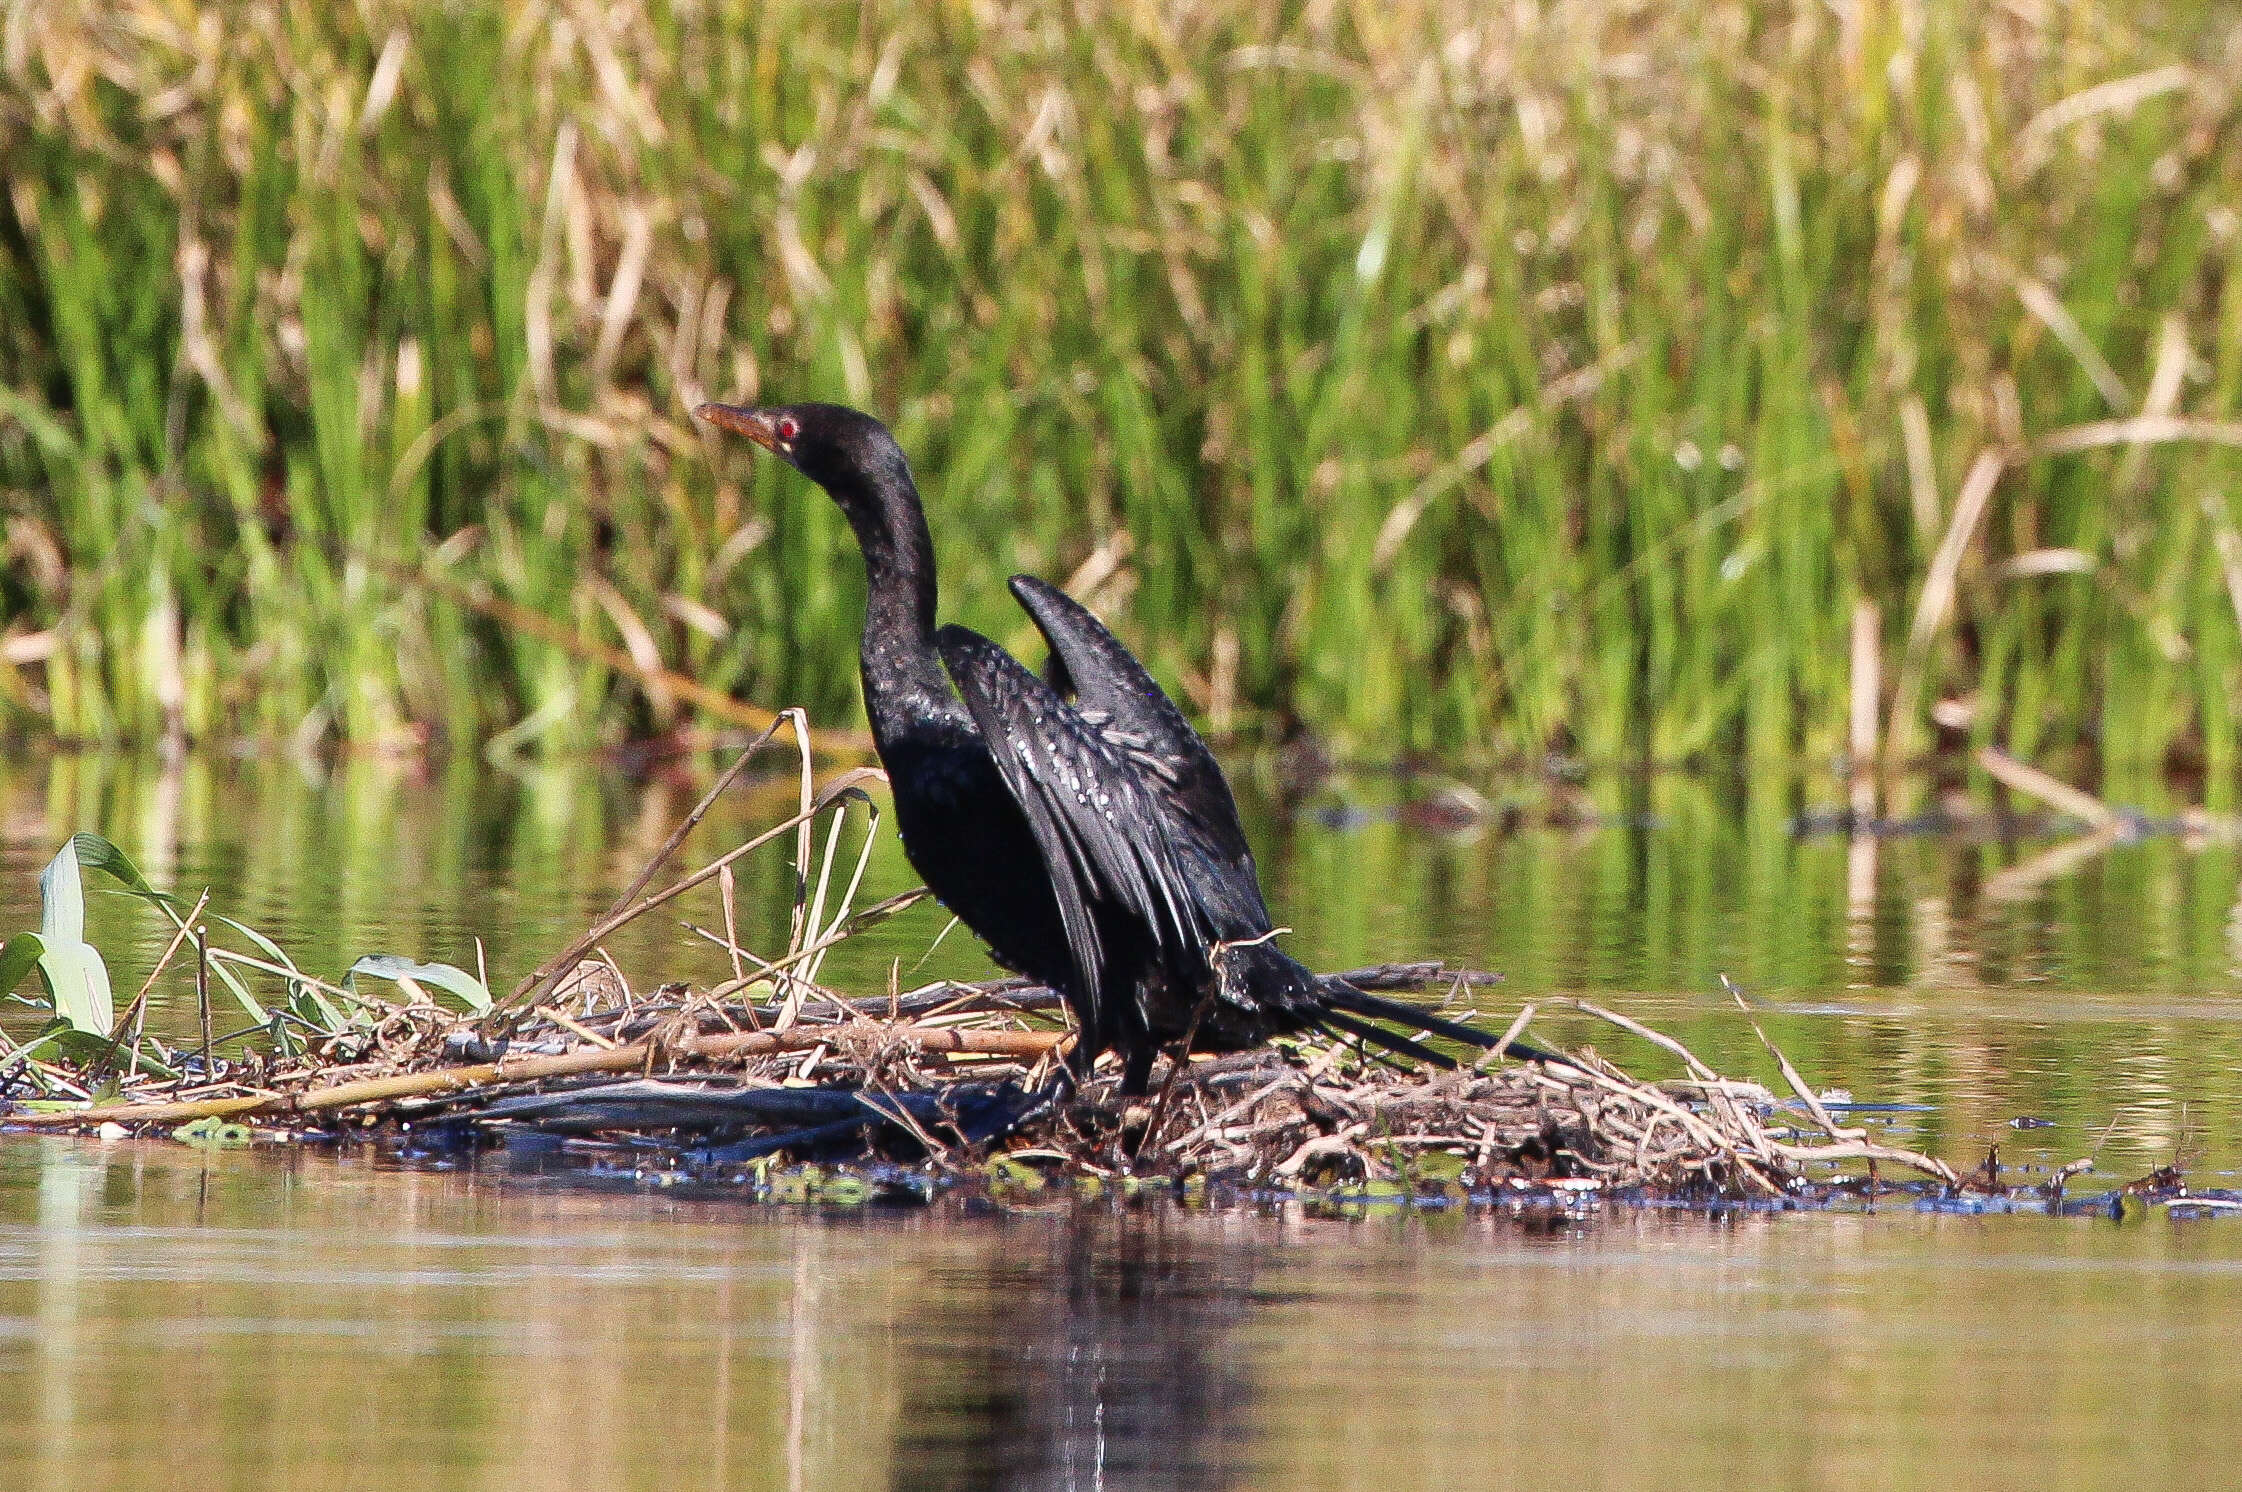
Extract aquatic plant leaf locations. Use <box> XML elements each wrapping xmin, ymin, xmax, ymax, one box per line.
<box><xmin>282</xmin><ymin>987</ymin><xmax>345</xmax><ymax>1036</ymax></box>
<box><xmin>71</xmin><ymin>832</ymin><xmax>273</xmax><ymax>1025</ymax></box>
<box><xmin>171</xmin><ymin>1117</ymin><xmax>253</xmax><ymax>1148</ymax></box>
<box><xmin>204</xmin><ymin>961</ymin><xmax>274</xmax><ymax>1028</ymax></box>
<box><xmin>265</xmin><ymin>1010</ymin><xmax>301</xmax><ymax>1060</ymax></box>
<box><xmin>347</xmin><ymin>955</ymin><xmax>492</xmax><ymax>1012</ymax></box>
<box><xmin>27</xmin><ymin>845</ymin><xmax>114</xmax><ymax>1034</ymax></box>
<box><xmin>986</xmin><ymin>1153</ymin><xmax>1050</xmax><ymax>1193</ymax></box>
<box><xmin>33</xmin><ymin>940</ymin><xmax>114</xmax><ymax>1037</ymax></box>
<box><xmin>0</xmin><ymin>933</ymin><xmax>45</xmax><ymax>1002</ymax></box>
<box><xmin>40</xmin><ymin>840</ymin><xmax>87</xmax><ymax>947</ymax></box>
<box><xmin>213</xmin><ymin>915</ymin><xmax>301</xmax><ymax>976</ymax></box>
<box><xmin>1401</xmin><ymin>1150</ymin><xmax>1468</xmax><ymax>1184</ymax></box>
<box><xmin>205</xmin><ymin>916</ymin><xmax>313</xmax><ymax>1028</ymax></box>
<box><xmin>769</xmin><ymin>1167</ymin><xmax>818</xmax><ymax>1205</ymax></box>
<box><xmin>21</xmin><ymin>1023</ymin><xmax>180</xmax><ymax>1081</ymax></box>
<box><xmin>817</xmin><ymin>1174</ymin><xmax>871</xmax><ymax>1206</ymax></box>
<box><xmin>225</xmin><ymin>923</ymin><xmax>353</xmax><ymax>1034</ymax></box>
<box><xmin>68</xmin><ymin>832</ymin><xmax>181</xmax><ymax>907</ymax></box>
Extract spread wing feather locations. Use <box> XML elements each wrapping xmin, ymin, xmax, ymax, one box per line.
<box><xmin>1007</xmin><ymin>575</ymin><xmax>1264</xmax><ymax>898</ymax></box>
<box><xmin>935</xmin><ymin>624</ymin><xmax>1213</xmax><ymax>1038</ymax></box>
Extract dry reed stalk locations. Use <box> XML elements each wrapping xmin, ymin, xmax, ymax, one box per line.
<box><xmin>718</xmin><ymin>862</ymin><xmax>748</xmax><ymax>996</ymax></box>
<box><xmin>1976</xmin><ymin>747</ymin><xmax>2114</xmax><ymax>828</ymax></box>
<box><xmin>2111</xmin><ymin>316</ymin><xmax>2195</xmax><ymax>500</ymax></box>
<box><xmin>2035</xmin><ymin>416</ymin><xmax>2242</xmax><ymax>455</ymax></box>
<box><xmin>1849</xmin><ymin>600</ymin><xmax>1880</xmax><ymax>820</ymax></box>
<box><xmin>504</xmin><ymin>766</ymin><xmax>885</xmax><ymax>1010</ymax></box>
<box><xmin>1887</xmin><ymin>449</ymin><xmax>2005</xmax><ymax>759</ymax></box>
<box><xmin>85</xmin><ymin>887</ymin><xmax>210</xmax><ymax>1083</ymax></box>
<box><xmin>4</xmin><ymin>1020</ymin><xmax>1071</xmax><ymax>1131</ymax></box>
<box><xmin>2013</xmin><ymin>279</ymin><xmax>2129</xmax><ymax>411</ymax></box>
<box><xmin>1127</xmin><ymin>993</ymin><xmax>1962</xmax><ymax>1197</ymax></box>
<box><xmin>1722</xmin><ymin>977</ymin><xmax>1856</xmax><ymax>1142</ymax></box>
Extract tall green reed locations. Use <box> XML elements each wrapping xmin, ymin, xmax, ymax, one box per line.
<box><xmin>0</xmin><ymin>1</ymin><xmax>2238</xmax><ymax>784</ymax></box>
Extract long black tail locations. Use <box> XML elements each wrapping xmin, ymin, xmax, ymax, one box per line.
<box><xmin>1316</xmin><ymin>979</ymin><xmax>1567</xmax><ymax>1069</ymax></box>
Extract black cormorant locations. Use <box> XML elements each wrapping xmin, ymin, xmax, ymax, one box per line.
<box><xmin>695</xmin><ymin>400</ymin><xmax>1540</xmax><ymax>1092</ymax></box>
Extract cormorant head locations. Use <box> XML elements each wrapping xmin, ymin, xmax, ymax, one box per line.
<box><xmin>693</xmin><ymin>400</ymin><xmax>913</xmax><ymax>512</ymax></box>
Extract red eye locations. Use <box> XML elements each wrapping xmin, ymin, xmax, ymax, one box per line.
<box><xmin>776</xmin><ymin>416</ymin><xmax>799</xmax><ymax>441</ymax></box>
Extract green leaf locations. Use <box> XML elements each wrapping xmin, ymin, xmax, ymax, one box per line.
<box><xmin>40</xmin><ymin>839</ymin><xmax>87</xmax><ymax>947</ymax></box>
<box><xmin>73</xmin><ymin>831</ymin><xmax>268</xmax><ymax>1017</ymax></box>
<box><xmin>285</xmin><ymin>985</ymin><xmax>349</xmax><ymax>1036</ymax></box>
<box><xmin>0</xmin><ymin>385</ymin><xmax>77</xmax><ymax>460</ymax></box>
<box><xmin>69</xmin><ymin>830</ymin><xmax>276</xmax><ymax>1023</ymax></box>
<box><xmin>769</xmin><ymin>1166</ymin><xmax>819</xmax><ymax>1204</ymax></box>
<box><xmin>215</xmin><ymin>914</ymin><xmax>299</xmax><ymax>975</ymax></box>
<box><xmin>57</xmin><ymin>832</ymin><xmax>267</xmax><ymax>1028</ymax></box>
<box><xmin>38</xmin><ymin>940</ymin><xmax>114</xmax><ymax>1036</ymax></box>
<box><xmin>206</xmin><ymin>916</ymin><xmax>303</xmax><ymax>1027</ymax></box>
<box><xmin>264</xmin><ymin>1010</ymin><xmax>301</xmax><ymax>1060</ymax></box>
<box><xmin>171</xmin><ymin>1117</ymin><xmax>253</xmax><ymax>1148</ymax></box>
<box><xmin>69</xmin><ymin>832</ymin><xmax>177</xmax><ymax>905</ymax></box>
<box><xmin>346</xmin><ymin>954</ymin><xmax>492</xmax><ymax>1011</ymax></box>
<box><xmin>1403</xmin><ymin>1150</ymin><xmax>1469</xmax><ymax>1183</ymax></box>
<box><xmin>0</xmin><ymin>932</ymin><xmax>46</xmax><ymax>1001</ymax></box>
<box><xmin>28</xmin><ymin>844</ymin><xmax>113</xmax><ymax>1034</ymax></box>
<box><xmin>817</xmin><ymin>1174</ymin><xmax>871</xmax><ymax>1206</ymax></box>
<box><xmin>986</xmin><ymin>1153</ymin><xmax>1050</xmax><ymax>1193</ymax></box>
<box><xmin>20</xmin><ymin>1024</ymin><xmax>181</xmax><ymax>1080</ymax></box>
<box><xmin>203</xmin><ymin>959</ymin><xmax>273</xmax><ymax>1027</ymax></box>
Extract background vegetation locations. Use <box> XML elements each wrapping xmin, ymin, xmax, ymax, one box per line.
<box><xmin>2</xmin><ymin>1</ymin><xmax>2240</xmax><ymax>780</ymax></box>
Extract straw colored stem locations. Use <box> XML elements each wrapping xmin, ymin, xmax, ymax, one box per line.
<box><xmin>6</xmin><ymin>1022</ymin><xmax>1070</xmax><ymax>1131</ymax></box>
<box><xmin>505</xmin><ymin>766</ymin><xmax>885</xmax><ymax>1008</ymax></box>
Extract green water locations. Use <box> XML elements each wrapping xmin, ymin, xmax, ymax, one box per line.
<box><xmin>3</xmin><ymin>749</ymin><xmax>2241</xmax><ymax>1486</ymax></box>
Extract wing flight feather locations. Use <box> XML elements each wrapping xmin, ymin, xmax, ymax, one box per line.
<box><xmin>1006</xmin><ymin>575</ymin><xmax>1259</xmax><ymax>880</ymax></box>
<box><xmin>936</xmin><ymin>624</ymin><xmax>1213</xmax><ymax>1037</ymax></box>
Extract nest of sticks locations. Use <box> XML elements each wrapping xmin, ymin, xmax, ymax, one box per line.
<box><xmin>1</xmin><ymin>722</ymin><xmax>1969</xmax><ymax>1207</ymax></box>
<box><xmin>4</xmin><ymin>958</ymin><xmax>1962</xmax><ymax>1205</ymax></box>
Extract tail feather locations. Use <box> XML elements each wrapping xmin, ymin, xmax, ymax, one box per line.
<box><xmin>1319</xmin><ymin>979</ymin><xmax>1566</xmax><ymax>1066</ymax></box>
<box><xmin>1317</xmin><ymin>1010</ymin><xmax>1458</xmax><ymax>1071</ymax></box>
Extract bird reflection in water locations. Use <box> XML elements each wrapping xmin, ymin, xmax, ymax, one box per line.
<box><xmin>888</xmin><ymin>1217</ymin><xmax>1258</xmax><ymax>1491</ymax></box>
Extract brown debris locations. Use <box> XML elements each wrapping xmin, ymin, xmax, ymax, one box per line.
<box><xmin>1</xmin><ymin>976</ymin><xmax>1958</xmax><ymax>1202</ymax></box>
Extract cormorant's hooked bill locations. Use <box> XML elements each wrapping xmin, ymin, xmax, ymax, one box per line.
<box><xmin>695</xmin><ymin>403</ymin><xmax>797</xmax><ymax>457</ymax></box>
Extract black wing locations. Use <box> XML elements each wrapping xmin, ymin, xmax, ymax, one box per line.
<box><xmin>935</xmin><ymin>624</ymin><xmax>1213</xmax><ymax>1039</ymax></box>
<box><xmin>1008</xmin><ymin>575</ymin><xmax>1259</xmax><ymax>880</ymax></box>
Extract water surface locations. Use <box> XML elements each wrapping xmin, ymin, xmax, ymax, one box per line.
<box><xmin>5</xmin><ymin>1140</ymin><xmax>2238</xmax><ymax>1490</ymax></box>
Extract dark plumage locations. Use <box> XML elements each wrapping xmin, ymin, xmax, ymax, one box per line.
<box><xmin>695</xmin><ymin>400</ymin><xmax>1543</xmax><ymax>1092</ymax></box>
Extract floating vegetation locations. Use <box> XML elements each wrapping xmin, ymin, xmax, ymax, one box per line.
<box><xmin>0</xmin><ymin>956</ymin><xmax>1958</xmax><ymax>1205</ymax></box>
<box><xmin>5</xmin><ymin>960</ymin><xmax>2220</xmax><ymax>1220</ymax></box>
<box><xmin>3</xmin><ymin>723</ymin><xmax>2222</xmax><ymax>1220</ymax></box>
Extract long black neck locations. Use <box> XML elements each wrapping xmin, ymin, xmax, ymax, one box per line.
<box><xmin>832</xmin><ymin>462</ymin><xmax>962</xmax><ymax>748</ymax></box>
